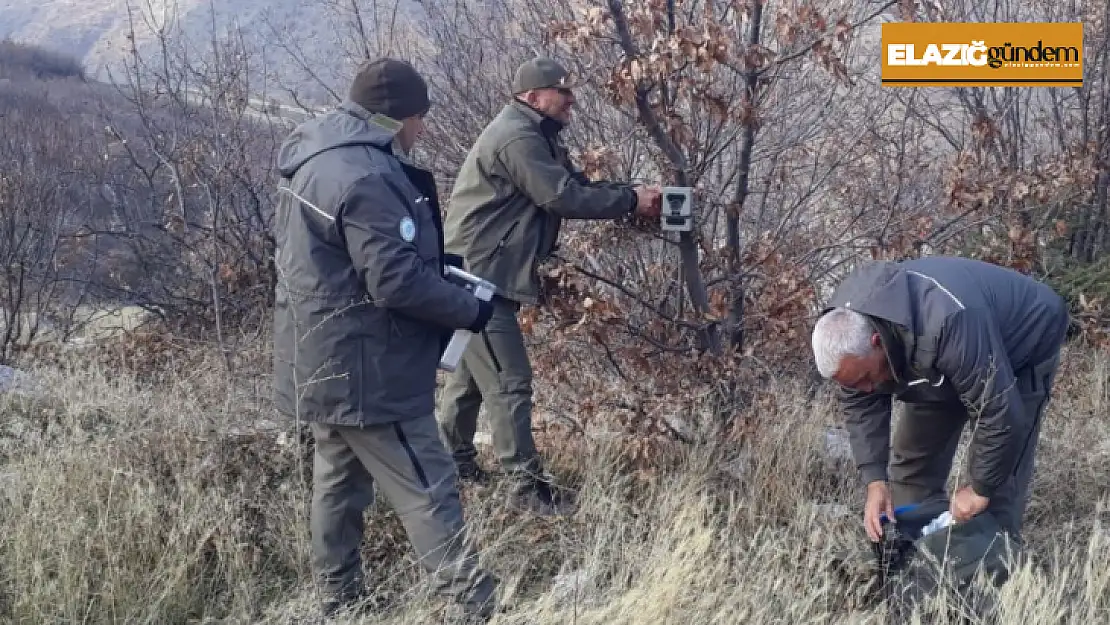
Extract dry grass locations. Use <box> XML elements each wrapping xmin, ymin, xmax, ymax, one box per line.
<box><xmin>0</xmin><ymin>339</ymin><xmax>1107</xmax><ymax>624</ymax></box>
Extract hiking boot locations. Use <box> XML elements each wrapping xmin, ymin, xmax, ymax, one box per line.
<box><xmin>455</xmin><ymin>457</ymin><xmax>492</xmax><ymax>486</ymax></box>
<box><xmin>316</xmin><ymin>575</ymin><xmax>382</xmax><ymax>619</ymax></box>
<box><xmin>507</xmin><ymin>471</ymin><xmax>575</xmax><ymax>516</ymax></box>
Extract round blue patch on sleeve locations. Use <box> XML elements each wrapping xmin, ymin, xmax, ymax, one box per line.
<box><xmin>399</xmin><ymin>216</ymin><xmax>416</xmax><ymax>242</ymax></box>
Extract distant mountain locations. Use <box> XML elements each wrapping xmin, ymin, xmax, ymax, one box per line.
<box><xmin>0</xmin><ymin>0</ymin><xmax>423</xmax><ymax>105</ymax></box>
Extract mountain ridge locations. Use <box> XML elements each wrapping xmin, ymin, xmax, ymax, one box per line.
<box><xmin>0</xmin><ymin>0</ymin><xmax>422</xmax><ymax>104</ymax></box>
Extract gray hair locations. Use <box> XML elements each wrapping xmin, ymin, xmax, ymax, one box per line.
<box><xmin>811</xmin><ymin>307</ymin><xmax>874</xmax><ymax>378</ymax></box>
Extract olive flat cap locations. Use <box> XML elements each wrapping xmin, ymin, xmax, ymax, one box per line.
<box><xmin>512</xmin><ymin>57</ymin><xmax>576</xmax><ymax>94</ymax></box>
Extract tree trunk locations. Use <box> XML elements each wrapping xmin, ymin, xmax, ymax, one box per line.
<box><xmin>727</xmin><ymin>0</ymin><xmax>764</xmax><ymax>353</ymax></box>
<box><xmin>608</xmin><ymin>0</ymin><xmax>720</xmax><ymax>355</ymax></box>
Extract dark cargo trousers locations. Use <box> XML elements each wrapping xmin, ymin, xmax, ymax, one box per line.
<box><xmin>309</xmin><ymin>418</ymin><xmax>498</xmax><ymax>620</ymax></box>
<box><xmin>888</xmin><ymin>346</ymin><xmax>1064</xmax><ymax>540</ymax></box>
<box><xmin>436</xmin><ymin>296</ymin><xmax>542</xmax><ymax>478</ymax></box>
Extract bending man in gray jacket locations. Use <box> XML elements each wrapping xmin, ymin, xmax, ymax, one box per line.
<box><xmin>811</xmin><ymin>256</ymin><xmax>1070</xmax><ymax>544</ymax></box>
<box><xmin>272</xmin><ymin>58</ymin><xmax>499</xmax><ymax>620</ymax></box>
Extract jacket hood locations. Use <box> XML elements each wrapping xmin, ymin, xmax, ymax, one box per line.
<box><xmin>277</xmin><ymin>100</ymin><xmax>398</xmax><ymax>178</ymax></box>
<box><xmin>822</xmin><ymin>261</ymin><xmax>916</xmax><ymax>328</ymax></box>
<box><xmin>823</xmin><ymin>260</ymin><xmax>920</xmax><ymax>384</ymax></box>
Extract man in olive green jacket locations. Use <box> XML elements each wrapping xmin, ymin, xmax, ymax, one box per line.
<box><xmin>437</xmin><ymin>57</ymin><xmax>662</xmax><ymax>514</ymax></box>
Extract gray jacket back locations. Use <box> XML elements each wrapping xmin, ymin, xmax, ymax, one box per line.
<box><xmin>271</xmin><ymin>100</ymin><xmax>480</xmax><ymax>426</ymax></box>
<box><xmin>822</xmin><ymin>256</ymin><xmax>1069</xmax><ymax>496</ymax></box>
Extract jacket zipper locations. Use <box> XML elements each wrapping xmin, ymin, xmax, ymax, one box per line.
<box><xmin>494</xmin><ymin>220</ymin><xmax>519</xmax><ymax>255</ymax></box>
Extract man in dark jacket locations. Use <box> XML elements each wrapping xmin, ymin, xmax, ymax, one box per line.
<box><xmin>436</xmin><ymin>57</ymin><xmax>662</xmax><ymax>514</ymax></box>
<box><xmin>272</xmin><ymin>57</ymin><xmax>499</xmax><ymax>620</ymax></box>
<box><xmin>810</xmin><ymin>256</ymin><xmax>1070</xmax><ymax>544</ymax></box>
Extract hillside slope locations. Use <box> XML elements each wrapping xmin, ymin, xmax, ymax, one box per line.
<box><xmin>0</xmin><ymin>0</ymin><xmax>419</xmax><ymax>102</ymax></box>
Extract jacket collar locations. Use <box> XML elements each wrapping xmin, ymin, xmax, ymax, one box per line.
<box><xmin>863</xmin><ymin>309</ymin><xmax>950</xmax><ymax>393</ymax></box>
<box><xmin>865</xmin><ymin>314</ymin><xmax>910</xmax><ymax>385</ymax></box>
<box><xmin>509</xmin><ymin>99</ymin><xmax>565</xmax><ymax>138</ymax></box>
<box><xmin>337</xmin><ymin>99</ymin><xmax>398</xmax><ymax>144</ymax></box>
<box><xmin>337</xmin><ymin>98</ymin><xmax>438</xmax><ymax>172</ymax></box>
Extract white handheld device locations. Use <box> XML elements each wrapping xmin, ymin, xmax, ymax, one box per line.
<box><xmin>439</xmin><ymin>265</ymin><xmax>497</xmax><ymax>372</ymax></box>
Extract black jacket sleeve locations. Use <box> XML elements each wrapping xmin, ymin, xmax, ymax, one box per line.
<box><xmin>934</xmin><ymin>309</ymin><xmax>1025</xmax><ymax>498</ymax></box>
<box><xmin>339</xmin><ymin>174</ymin><xmax>486</xmax><ymax>331</ymax></box>
<box><xmin>839</xmin><ymin>386</ymin><xmax>893</xmax><ymax>485</ymax></box>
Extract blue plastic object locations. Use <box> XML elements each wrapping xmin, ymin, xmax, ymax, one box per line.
<box><xmin>880</xmin><ymin>503</ymin><xmax>920</xmax><ymax>525</ymax></box>
<box><xmin>878</xmin><ymin>498</ymin><xmax>952</xmax><ymax>541</ymax></box>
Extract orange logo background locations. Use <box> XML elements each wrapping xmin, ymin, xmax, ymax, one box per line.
<box><xmin>881</xmin><ymin>22</ymin><xmax>1084</xmax><ymax>87</ymax></box>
